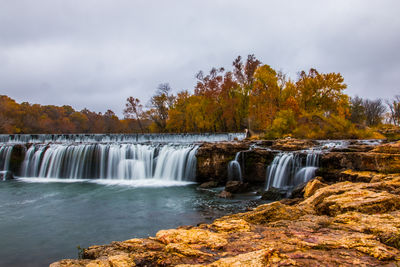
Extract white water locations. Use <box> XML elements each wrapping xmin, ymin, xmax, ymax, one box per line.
<box><xmin>0</xmin><ymin>133</ymin><xmax>245</xmax><ymax>144</ymax></box>
<box><xmin>16</xmin><ymin>177</ymin><xmax>195</xmax><ymax>187</ymax></box>
<box><xmin>0</xmin><ymin>145</ymin><xmax>13</xmax><ymax>171</ymax></box>
<box><xmin>228</xmin><ymin>152</ymin><xmax>243</xmax><ymax>182</ymax></box>
<box><xmin>0</xmin><ymin>145</ymin><xmax>14</xmax><ymax>180</ymax></box>
<box><xmin>19</xmin><ymin>144</ymin><xmax>198</xmax><ymax>181</ymax></box>
<box><xmin>265</xmin><ymin>152</ymin><xmax>319</xmax><ymax>190</ymax></box>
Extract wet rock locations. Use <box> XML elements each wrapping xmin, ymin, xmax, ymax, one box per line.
<box><xmin>198</xmin><ymin>181</ymin><xmax>219</xmax><ymax>189</ymax></box>
<box><xmin>224</xmin><ymin>181</ymin><xmax>248</xmax><ymax>193</ymax></box>
<box><xmin>0</xmin><ymin>171</ymin><xmax>14</xmax><ymax>180</ymax></box>
<box><xmin>290</xmin><ymin>181</ymin><xmax>308</xmax><ymax>198</ymax></box>
<box><xmin>261</xmin><ymin>187</ymin><xmax>286</xmax><ymax>201</ymax></box>
<box><xmin>271</xmin><ymin>139</ymin><xmax>316</xmax><ymax>151</ymax></box>
<box><xmin>218</xmin><ymin>190</ymin><xmax>233</xmax><ymax>199</ymax></box>
<box><xmin>241</xmin><ymin>149</ymin><xmax>275</xmax><ymax>183</ymax></box>
<box><xmin>196</xmin><ymin>142</ymin><xmax>251</xmax><ymax>184</ymax></box>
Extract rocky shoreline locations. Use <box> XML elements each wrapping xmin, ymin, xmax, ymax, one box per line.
<box><xmin>50</xmin><ymin>140</ymin><xmax>400</xmax><ymax>266</ymax></box>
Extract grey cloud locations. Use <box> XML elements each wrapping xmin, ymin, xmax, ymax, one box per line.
<box><xmin>0</xmin><ymin>0</ymin><xmax>399</xmax><ymax>116</ymax></box>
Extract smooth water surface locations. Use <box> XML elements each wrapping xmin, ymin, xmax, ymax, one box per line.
<box><xmin>0</xmin><ymin>179</ymin><xmax>259</xmax><ymax>267</ymax></box>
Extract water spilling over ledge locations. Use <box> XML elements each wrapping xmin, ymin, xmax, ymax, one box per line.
<box><xmin>21</xmin><ymin>143</ymin><xmax>198</xmax><ymax>181</ymax></box>
<box><xmin>0</xmin><ymin>133</ymin><xmax>247</xmax><ymax>182</ymax></box>
<box><xmin>265</xmin><ymin>152</ymin><xmax>320</xmax><ymax>191</ymax></box>
<box><xmin>0</xmin><ymin>132</ymin><xmax>246</xmax><ymax>144</ymax></box>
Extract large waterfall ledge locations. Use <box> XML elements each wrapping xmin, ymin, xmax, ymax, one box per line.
<box><xmin>51</xmin><ymin>141</ymin><xmax>400</xmax><ymax>267</ymax></box>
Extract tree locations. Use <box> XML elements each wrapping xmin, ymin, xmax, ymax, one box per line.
<box><xmin>232</xmin><ymin>55</ymin><xmax>262</xmax><ymax>128</ymax></box>
<box><xmin>387</xmin><ymin>95</ymin><xmax>400</xmax><ymax>126</ymax></box>
<box><xmin>350</xmin><ymin>96</ymin><xmax>366</xmax><ymax>124</ymax></box>
<box><xmin>363</xmin><ymin>99</ymin><xmax>386</xmax><ymax>126</ymax></box>
<box><xmin>148</xmin><ymin>83</ymin><xmax>175</xmax><ymax>132</ymax></box>
<box><xmin>296</xmin><ymin>69</ymin><xmax>349</xmax><ymax>117</ymax></box>
<box><xmin>124</xmin><ymin>97</ymin><xmax>144</xmax><ymax>133</ymax></box>
<box><xmin>249</xmin><ymin>64</ymin><xmax>280</xmax><ymax>130</ymax></box>
<box><xmin>103</xmin><ymin>109</ymin><xmax>121</xmax><ymax>133</ymax></box>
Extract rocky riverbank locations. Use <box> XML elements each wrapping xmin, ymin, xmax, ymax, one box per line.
<box><xmin>51</xmin><ymin>141</ymin><xmax>400</xmax><ymax>266</ymax></box>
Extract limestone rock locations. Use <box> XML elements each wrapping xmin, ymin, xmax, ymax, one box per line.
<box><xmin>210</xmin><ymin>219</ymin><xmax>251</xmax><ymax>233</ymax></box>
<box><xmin>239</xmin><ymin>202</ymin><xmax>304</xmax><ymax>224</ymax></box>
<box><xmin>316</xmin><ymin>189</ymin><xmax>400</xmax><ymax>216</ymax></box>
<box><xmin>155</xmin><ymin>228</ymin><xmax>228</xmax><ymax>249</ymax></box>
<box><xmin>303</xmin><ymin>177</ymin><xmax>327</xmax><ymax>198</ymax></box>
<box><xmin>271</xmin><ymin>139</ymin><xmax>316</xmax><ymax>151</ymax></box>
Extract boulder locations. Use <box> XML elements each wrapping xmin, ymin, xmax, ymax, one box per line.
<box><xmin>303</xmin><ymin>177</ymin><xmax>327</xmax><ymax>198</ymax></box>
<box><xmin>218</xmin><ymin>190</ymin><xmax>233</xmax><ymax>199</ymax></box>
<box><xmin>198</xmin><ymin>181</ymin><xmax>219</xmax><ymax>189</ymax></box>
<box><xmin>0</xmin><ymin>171</ymin><xmax>14</xmax><ymax>180</ymax></box>
<box><xmin>224</xmin><ymin>181</ymin><xmax>248</xmax><ymax>193</ymax></box>
<box><xmin>261</xmin><ymin>187</ymin><xmax>287</xmax><ymax>201</ymax></box>
<box><xmin>316</xmin><ymin>189</ymin><xmax>400</xmax><ymax>216</ymax></box>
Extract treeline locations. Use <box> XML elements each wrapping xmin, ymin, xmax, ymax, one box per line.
<box><xmin>126</xmin><ymin>55</ymin><xmax>400</xmax><ymax>138</ymax></box>
<box><xmin>1</xmin><ymin>54</ymin><xmax>399</xmax><ymax>137</ymax></box>
<box><xmin>0</xmin><ymin>96</ymin><xmax>147</xmax><ymax>134</ymax></box>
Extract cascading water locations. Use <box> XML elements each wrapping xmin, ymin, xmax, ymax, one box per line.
<box><xmin>0</xmin><ymin>133</ymin><xmax>245</xmax><ymax>144</ymax></box>
<box><xmin>265</xmin><ymin>151</ymin><xmax>319</xmax><ymax>191</ymax></box>
<box><xmin>227</xmin><ymin>152</ymin><xmax>243</xmax><ymax>182</ymax></box>
<box><xmin>20</xmin><ymin>143</ymin><xmax>198</xmax><ymax>181</ymax></box>
<box><xmin>0</xmin><ymin>145</ymin><xmax>14</xmax><ymax>180</ymax></box>
<box><xmin>0</xmin><ymin>133</ymin><xmax>248</xmax><ymax>183</ymax></box>
<box><xmin>0</xmin><ymin>145</ymin><xmax>13</xmax><ymax>171</ymax></box>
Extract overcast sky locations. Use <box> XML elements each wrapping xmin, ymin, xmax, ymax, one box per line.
<box><xmin>0</xmin><ymin>0</ymin><xmax>399</xmax><ymax>117</ymax></box>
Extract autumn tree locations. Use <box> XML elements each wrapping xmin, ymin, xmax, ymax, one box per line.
<box><xmin>232</xmin><ymin>55</ymin><xmax>262</xmax><ymax>128</ymax></box>
<box><xmin>387</xmin><ymin>95</ymin><xmax>400</xmax><ymax>126</ymax></box>
<box><xmin>124</xmin><ymin>97</ymin><xmax>144</xmax><ymax>133</ymax></box>
<box><xmin>296</xmin><ymin>69</ymin><xmax>349</xmax><ymax>117</ymax></box>
<box><xmin>148</xmin><ymin>83</ymin><xmax>175</xmax><ymax>132</ymax></box>
<box><xmin>249</xmin><ymin>64</ymin><xmax>280</xmax><ymax>130</ymax></box>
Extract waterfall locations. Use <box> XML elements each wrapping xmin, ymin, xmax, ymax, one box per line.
<box><xmin>227</xmin><ymin>152</ymin><xmax>243</xmax><ymax>182</ymax></box>
<box><xmin>0</xmin><ymin>145</ymin><xmax>13</xmax><ymax>171</ymax></box>
<box><xmin>265</xmin><ymin>152</ymin><xmax>319</xmax><ymax>190</ymax></box>
<box><xmin>19</xmin><ymin>143</ymin><xmax>198</xmax><ymax>181</ymax></box>
<box><xmin>0</xmin><ymin>133</ymin><xmax>246</xmax><ymax>144</ymax></box>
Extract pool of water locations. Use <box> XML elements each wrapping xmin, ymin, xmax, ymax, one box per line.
<box><xmin>0</xmin><ymin>179</ymin><xmax>261</xmax><ymax>266</ymax></box>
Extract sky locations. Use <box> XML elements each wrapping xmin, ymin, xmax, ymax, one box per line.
<box><xmin>0</xmin><ymin>0</ymin><xmax>399</xmax><ymax>117</ymax></box>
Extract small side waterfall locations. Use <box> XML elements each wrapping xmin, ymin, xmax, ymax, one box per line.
<box><xmin>0</xmin><ymin>145</ymin><xmax>14</xmax><ymax>180</ymax></box>
<box><xmin>228</xmin><ymin>152</ymin><xmax>243</xmax><ymax>182</ymax></box>
<box><xmin>20</xmin><ymin>144</ymin><xmax>198</xmax><ymax>181</ymax></box>
<box><xmin>0</xmin><ymin>145</ymin><xmax>13</xmax><ymax>171</ymax></box>
<box><xmin>265</xmin><ymin>152</ymin><xmax>319</xmax><ymax>190</ymax></box>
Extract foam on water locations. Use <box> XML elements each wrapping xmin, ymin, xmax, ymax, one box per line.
<box><xmin>16</xmin><ymin>177</ymin><xmax>195</xmax><ymax>187</ymax></box>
